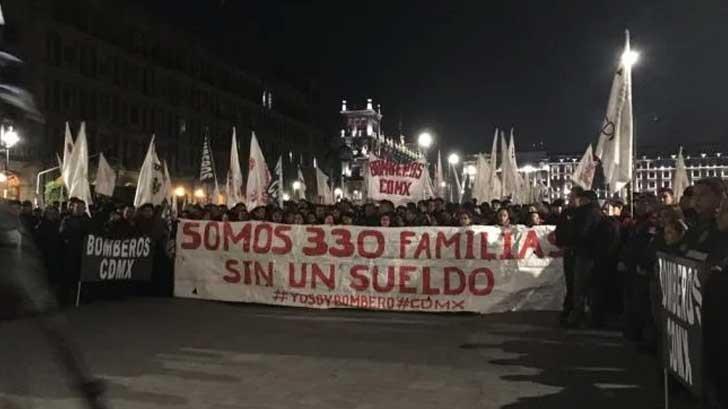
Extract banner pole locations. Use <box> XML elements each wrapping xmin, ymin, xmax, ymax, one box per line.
<box><xmin>75</xmin><ymin>281</ymin><xmax>82</xmax><ymax>308</ymax></box>
<box><xmin>663</xmin><ymin>368</ymin><xmax>669</xmax><ymax>409</ymax></box>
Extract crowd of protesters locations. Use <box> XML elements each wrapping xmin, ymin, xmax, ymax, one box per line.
<box><xmin>3</xmin><ymin>176</ymin><xmax>727</xmax><ymax>405</ymax></box>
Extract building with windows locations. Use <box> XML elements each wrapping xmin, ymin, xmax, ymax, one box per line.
<box><xmin>0</xmin><ymin>0</ymin><xmax>325</xmax><ymax>200</ymax></box>
<box><xmin>338</xmin><ymin>98</ymin><xmax>420</xmax><ymax>198</ymax></box>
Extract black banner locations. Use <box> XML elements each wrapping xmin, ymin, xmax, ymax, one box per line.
<box><xmin>657</xmin><ymin>252</ymin><xmax>705</xmax><ymax>397</ymax></box>
<box><xmin>81</xmin><ymin>234</ymin><xmax>154</xmax><ymax>282</ymax></box>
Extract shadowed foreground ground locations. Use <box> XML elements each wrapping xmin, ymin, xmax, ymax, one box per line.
<box><xmin>0</xmin><ymin>298</ymin><xmax>697</xmax><ymax>408</ymax></box>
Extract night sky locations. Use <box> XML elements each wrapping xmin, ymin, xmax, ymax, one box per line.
<box><xmin>142</xmin><ymin>0</ymin><xmax>728</xmax><ymax>155</ymax></box>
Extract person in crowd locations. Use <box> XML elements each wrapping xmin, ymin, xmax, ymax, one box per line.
<box><xmin>19</xmin><ymin>200</ymin><xmax>38</xmax><ymax>232</ymax></box>
<box><xmin>379</xmin><ymin>213</ymin><xmax>393</xmax><ymax>227</ymax></box>
<box><xmin>59</xmin><ymin>198</ymin><xmax>92</xmax><ymax>307</ymax></box>
<box><xmin>678</xmin><ymin>186</ymin><xmax>698</xmax><ymax>226</ymax></box>
<box><xmin>251</xmin><ymin>206</ymin><xmax>267</xmax><ymax>221</ymax></box>
<box><xmin>305</xmin><ymin>212</ymin><xmax>318</xmax><ymax>225</ymax></box>
<box><xmin>657</xmin><ymin>187</ymin><xmax>675</xmax><ymax>206</ymax></box>
<box><xmin>565</xmin><ymin>190</ymin><xmax>606</xmax><ymax>328</ymax></box>
<box><xmin>526</xmin><ymin>211</ymin><xmax>543</xmax><ymax>227</ymax></box>
<box><xmin>270</xmin><ymin>208</ymin><xmax>284</xmax><ymax>224</ymax></box>
<box><xmin>496</xmin><ymin>207</ymin><xmax>511</xmax><ymax>228</ymax></box>
<box><xmin>293</xmin><ymin>212</ymin><xmax>305</xmax><ymax>225</ymax></box>
<box><xmin>684</xmin><ymin>178</ymin><xmax>726</xmax><ymax>263</ymax></box>
<box><xmin>323</xmin><ymin>213</ymin><xmax>335</xmax><ymax>225</ymax></box>
<box><xmin>341</xmin><ymin>212</ymin><xmax>354</xmax><ymax>225</ymax></box>
<box><xmin>458</xmin><ymin>210</ymin><xmax>473</xmax><ymax>227</ymax></box>
<box><xmin>35</xmin><ymin>206</ymin><xmax>63</xmax><ymax>287</ymax></box>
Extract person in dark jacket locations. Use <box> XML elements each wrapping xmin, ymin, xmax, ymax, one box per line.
<box><xmin>34</xmin><ymin>206</ymin><xmax>63</xmax><ymax>287</ymax></box>
<box><xmin>0</xmin><ymin>201</ymin><xmax>110</xmax><ymax>408</ymax></box>
<box><xmin>554</xmin><ymin>187</ymin><xmax>583</xmax><ymax>325</ymax></box>
<box><xmin>566</xmin><ymin>189</ymin><xmax>604</xmax><ymax>328</ymax></box>
<box><xmin>59</xmin><ymin>198</ymin><xmax>92</xmax><ymax>306</ymax></box>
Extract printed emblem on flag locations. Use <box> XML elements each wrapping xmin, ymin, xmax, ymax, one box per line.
<box><xmin>249</xmin><ymin>157</ymin><xmax>256</xmax><ymax>171</ymax></box>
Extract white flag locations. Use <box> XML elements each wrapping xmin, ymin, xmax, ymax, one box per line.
<box><xmin>95</xmin><ymin>152</ymin><xmax>116</xmax><ymax>197</ymax></box>
<box><xmin>67</xmin><ymin>122</ymin><xmax>93</xmax><ymax>206</ymax></box>
<box><xmin>595</xmin><ymin>31</ymin><xmax>634</xmax><ymax>194</ymax></box>
<box><xmin>226</xmin><ymin>128</ymin><xmax>244</xmax><ymax>207</ymax></box>
<box><xmin>672</xmin><ymin>147</ymin><xmax>690</xmax><ymax>202</ymax></box>
<box><xmin>134</xmin><ymin>136</ymin><xmax>166</xmax><ymax>207</ymax></box>
<box><xmin>471</xmin><ymin>154</ymin><xmax>490</xmax><ymax>203</ymax></box>
<box><xmin>488</xmin><ymin>130</ymin><xmax>502</xmax><ymax>202</ymax></box>
<box><xmin>315</xmin><ymin>167</ymin><xmax>333</xmax><ymax>204</ymax></box>
<box><xmin>245</xmin><ymin>132</ymin><xmax>271</xmax><ymax>209</ymax></box>
<box><xmin>572</xmin><ymin>145</ymin><xmax>597</xmax><ymax>190</ymax></box>
<box><xmin>61</xmin><ymin>122</ymin><xmax>74</xmax><ymax>190</ymax></box>
<box><xmin>434</xmin><ymin>150</ymin><xmax>445</xmax><ymax>198</ymax></box>
<box><xmin>296</xmin><ymin>166</ymin><xmax>307</xmax><ymax>200</ymax></box>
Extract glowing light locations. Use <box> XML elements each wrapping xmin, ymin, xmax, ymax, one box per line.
<box><xmin>282</xmin><ymin>193</ymin><xmax>291</xmax><ymax>201</ymax></box>
<box><xmin>292</xmin><ymin>181</ymin><xmax>302</xmax><ymax>191</ymax></box>
<box><xmin>0</xmin><ymin>172</ymin><xmax>6</xmax><ymax>183</ymax></box>
<box><xmin>193</xmin><ymin>188</ymin><xmax>205</xmax><ymax>199</ymax></box>
<box><xmin>440</xmin><ymin>181</ymin><xmax>447</xmax><ymax>188</ymax></box>
<box><xmin>621</xmin><ymin>49</ymin><xmax>639</xmax><ymax>68</ymax></box>
<box><xmin>448</xmin><ymin>153</ymin><xmax>460</xmax><ymax>165</ymax></box>
<box><xmin>334</xmin><ymin>187</ymin><xmax>343</xmax><ymax>197</ymax></box>
<box><xmin>1</xmin><ymin>126</ymin><xmax>19</xmax><ymax>148</ymax></box>
<box><xmin>465</xmin><ymin>165</ymin><xmax>477</xmax><ymax>176</ymax></box>
<box><xmin>417</xmin><ymin>132</ymin><xmax>433</xmax><ymax>149</ymax></box>
<box><xmin>521</xmin><ymin>164</ymin><xmax>537</xmax><ymax>173</ymax></box>
<box><xmin>174</xmin><ymin>186</ymin><xmax>186</xmax><ymax>197</ymax></box>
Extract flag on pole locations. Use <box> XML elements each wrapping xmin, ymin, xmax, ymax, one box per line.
<box><xmin>245</xmin><ymin>132</ymin><xmax>271</xmax><ymax>209</ymax></box>
<box><xmin>595</xmin><ymin>30</ymin><xmax>634</xmax><ymax>194</ymax></box>
<box><xmin>199</xmin><ymin>133</ymin><xmax>217</xmax><ymax>200</ymax></box>
<box><xmin>315</xmin><ymin>167</ymin><xmax>333</xmax><ymax>204</ymax></box>
<box><xmin>67</xmin><ymin>122</ymin><xmax>93</xmax><ymax>206</ymax></box>
<box><xmin>488</xmin><ymin>129</ymin><xmax>502</xmax><ymax>202</ymax></box>
<box><xmin>672</xmin><ymin>146</ymin><xmax>690</xmax><ymax>202</ymax></box>
<box><xmin>61</xmin><ymin>122</ymin><xmax>75</xmax><ymax>190</ymax></box>
<box><xmin>95</xmin><ymin>152</ymin><xmax>116</xmax><ymax>197</ymax></box>
<box><xmin>269</xmin><ymin>156</ymin><xmax>283</xmax><ymax>207</ymax></box>
<box><xmin>471</xmin><ymin>154</ymin><xmax>490</xmax><ymax>203</ymax></box>
<box><xmin>225</xmin><ymin>128</ymin><xmax>244</xmax><ymax>207</ymax></box>
<box><xmin>134</xmin><ymin>136</ymin><xmax>166</xmax><ymax>207</ymax></box>
<box><xmin>296</xmin><ymin>165</ymin><xmax>307</xmax><ymax>200</ymax></box>
<box><xmin>0</xmin><ymin>2</ymin><xmax>5</xmax><ymax>26</ymax></box>
<box><xmin>508</xmin><ymin>129</ymin><xmax>527</xmax><ymax>203</ymax></box>
<box><xmin>434</xmin><ymin>150</ymin><xmax>445</xmax><ymax>198</ymax></box>
<box><xmin>572</xmin><ymin>145</ymin><xmax>597</xmax><ymax>190</ymax></box>
<box><xmin>162</xmin><ymin>160</ymin><xmax>176</xmax><ymax>215</ymax></box>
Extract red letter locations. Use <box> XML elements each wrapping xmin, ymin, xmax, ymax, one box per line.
<box><xmin>500</xmin><ymin>229</ymin><xmax>514</xmax><ymax>260</ymax></box>
<box><xmin>357</xmin><ymin>230</ymin><xmax>385</xmax><ymax>258</ymax></box>
<box><xmin>223</xmin><ymin>260</ymin><xmax>240</xmax><ymax>283</ymax></box>
<box><xmin>329</xmin><ymin>228</ymin><xmax>355</xmax><ymax>257</ymax></box>
<box><xmin>414</xmin><ymin>233</ymin><xmax>431</xmax><ymax>259</ymax></box>
<box><xmin>349</xmin><ymin>265</ymin><xmax>370</xmax><ymax>291</ymax></box>
<box><xmin>436</xmin><ymin>232</ymin><xmax>461</xmax><ymax>259</ymax></box>
<box><xmin>444</xmin><ymin>267</ymin><xmax>466</xmax><ymax>295</ymax></box>
<box><xmin>311</xmin><ymin>263</ymin><xmax>335</xmax><ymax>290</ymax></box>
<box><xmin>372</xmin><ymin>266</ymin><xmax>395</xmax><ymax>292</ymax></box>
<box><xmin>302</xmin><ymin>227</ymin><xmax>328</xmax><ymax>256</ymax></box>
<box><xmin>480</xmin><ymin>232</ymin><xmax>496</xmax><ymax>260</ymax></box>
<box><xmin>518</xmin><ymin>230</ymin><xmax>545</xmax><ymax>259</ymax></box>
<box><xmin>253</xmin><ymin>223</ymin><xmax>273</xmax><ymax>253</ymax></box>
<box><xmin>422</xmin><ymin>266</ymin><xmax>441</xmax><ymax>295</ymax></box>
<box><xmin>398</xmin><ymin>266</ymin><xmax>417</xmax><ymax>294</ymax></box>
<box><xmin>203</xmin><ymin>222</ymin><xmax>221</xmax><ymax>250</ymax></box>
<box><xmin>400</xmin><ymin>231</ymin><xmax>416</xmax><ymax>258</ymax></box>
<box><xmin>181</xmin><ymin>222</ymin><xmax>201</xmax><ymax>249</ymax></box>
<box><xmin>223</xmin><ymin>222</ymin><xmax>251</xmax><ymax>252</ymax></box>
<box><xmin>469</xmin><ymin>268</ymin><xmax>494</xmax><ymax>296</ymax></box>
<box><xmin>288</xmin><ymin>263</ymin><xmax>307</xmax><ymax>288</ymax></box>
<box><xmin>254</xmin><ymin>261</ymin><xmax>273</xmax><ymax>286</ymax></box>
<box><xmin>464</xmin><ymin>230</ymin><xmax>475</xmax><ymax>259</ymax></box>
<box><xmin>272</xmin><ymin>225</ymin><xmax>293</xmax><ymax>254</ymax></box>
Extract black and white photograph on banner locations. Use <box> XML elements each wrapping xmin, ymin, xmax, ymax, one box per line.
<box><xmin>1</xmin><ymin>0</ymin><xmax>728</xmax><ymax>408</ymax></box>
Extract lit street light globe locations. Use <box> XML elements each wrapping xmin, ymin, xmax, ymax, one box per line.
<box><xmin>465</xmin><ymin>165</ymin><xmax>477</xmax><ymax>176</ymax></box>
<box><xmin>174</xmin><ymin>186</ymin><xmax>186</xmax><ymax>197</ymax></box>
<box><xmin>292</xmin><ymin>181</ymin><xmax>302</xmax><ymax>191</ymax></box>
<box><xmin>282</xmin><ymin>193</ymin><xmax>291</xmax><ymax>201</ymax></box>
<box><xmin>0</xmin><ymin>172</ymin><xmax>7</xmax><ymax>183</ymax></box>
<box><xmin>417</xmin><ymin>132</ymin><xmax>433</xmax><ymax>149</ymax></box>
<box><xmin>1</xmin><ymin>126</ymin><xmax>19</xmax><ymax>148</ymax></box>
<box><xmin>621</xmin><ymin>49</ymin><xmax>639</xmax><ymax>68</ymax></box>
<box><xmin>448</xmin><ymin>153</ymin><xmax>460</xmax><ymax>165</ymax></box>
<box><xmin>193</xmin><ymin>188</ymin><xmax>206</xmax><ymax>199</ymax></box>
<box><xmin>334</xmin><ymin>187</ymin><xmax>343</xmax><ymax>197</ymax></box>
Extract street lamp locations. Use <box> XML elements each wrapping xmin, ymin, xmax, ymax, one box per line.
<box><xmin>465</xmin><ymin>164</ymin><xmax>477</xmax><ymax>176</ymax></box>
<box><xmin>193</xmin><ymin>188</ymin><xmax>206</xmax><ymax>199</ymax></box>
<box><xmin>0</xmin><ymin>172</ymin><xmax>6</xmax><ymax>183</ymax></box>
<box><xmin>417</xmin><ymin>132</ymin><xmax>433</xmax><ymax>149</ymax></box>
<box><xmin>334</xmin><ymin>187</ymin><xmax>343</xmax><ymax>198</ymax></box>
<box><xmin>292</xmin><ymin>181</ymin><xmax>302</xmax><ymax>191</ymax></box>
<box><xmin>448</xmin><ymin>153</ymin><xmax>460</xmax><ymax>165</ymax></box>
<box><xmin>282</xmin><ymin>192</ymin><xmax>291</xmax><ymax>201</ymax></box>
<box><xmin>621</xmin><ymin>49</ymin><xmax>639</xmax><ymax>68</ymax></box>
<box><xmin>1</xmin><ymin>126</ymin><xmax>19</xmax><ymax>148</ymax></box>
<box><xmin>174</xmin><ymin>186</ymin><xmax>186</xmax><ymax>197</ymax></box>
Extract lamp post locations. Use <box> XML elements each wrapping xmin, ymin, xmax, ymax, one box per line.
<box><xmin>447</xmin><ymin>153</ymin><xmax>460</xmax><ymax>202</ymax></box>
<box><xmin>0</xmin><ymin>125</ymin><xmax>20</xmax><ymax>198</ymax></box>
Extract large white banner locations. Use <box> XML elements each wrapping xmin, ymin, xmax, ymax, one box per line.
<box><xmin>175</xmin><ymin>221</ymin><xmax>565</xmax><ymax>314</ymax></box>
<box><xmin>367</xmin><ymin>153</ymin><xmax>428</xmax><ymax>205</ymax></box>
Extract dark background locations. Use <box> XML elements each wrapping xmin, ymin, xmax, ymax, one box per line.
<box><xmin>137</xmin><ymin>0</ymin><xmax>728</xmax><ymax>154</ymax></box>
